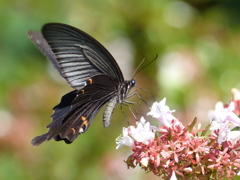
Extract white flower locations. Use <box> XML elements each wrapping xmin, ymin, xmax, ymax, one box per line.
<box><xmin>116</xmin><ymin>127</ymin><xmax>134</xmax><ymax>149</ymax></box>
<box><xmin>209</xmin><ymin>101</ymin><xmax>240</xmax><ymax>129</ymax></box>
<box><xmin>209</xmin><ymin>101</ymin><xmax>240</xmax><ymax>143</ymax></box>
<box><xmin>237</xmin><ymin>171</ymin><xmax>240</xmax><ymax>176</ymax></box>
<box><xmin>140</xmin><ymin>157</ymin><xmax>149</xmax><ymax>167</ymax></box>
<box><xmin>217</xmin><ymin>125</ymin><xmax>230</xmax><ymax>144</ymax></box>
<box><xmin>147</xmin><ymin>98</ymin><xmax>179</xmax><ymax>127</ymax></box>
<box><xmin>227</xmin><ymin>131</ymin><xmax>240</xmax><ymax>143</ymax></box>
<box><xmin>183</xmin><ymin>167</ymin><xmax>192</xmax><ymax>173</ymax></box>
<box><xmin>170</xmin><ymin>171</ymin><xmax>178</xmax><ymax>180</ymax></box>
<box><xmin>116</xmin><ymin>117</ymin><xmax>155</xmax><ymax>149</ymax></box>
<box><xmin>130</xmin><ymin>117</ymin><xmax>155</xmax><ymax>144</ymax></box>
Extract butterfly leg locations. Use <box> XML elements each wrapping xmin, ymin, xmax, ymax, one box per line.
<box><xmin>121</xmin><ymin>102</ymin><xmax>139</xmax><ymax>122</ymax></box>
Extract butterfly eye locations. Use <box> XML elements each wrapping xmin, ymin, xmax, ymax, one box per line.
<box><xmin>131</xmin><ymin>80</ymin><xmax>136</xmax><ymax>86</ymax></box>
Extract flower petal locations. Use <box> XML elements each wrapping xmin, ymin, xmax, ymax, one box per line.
<box><xmin>170</xmin><ymin>171</ymin><xmax>178</xmax><ymax>180</ymax></box>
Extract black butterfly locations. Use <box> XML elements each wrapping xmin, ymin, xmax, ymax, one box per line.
<box><xmin>28</xmin><ymin>23</ymin><xmax>135</xmax><ymax>146</ymax></box>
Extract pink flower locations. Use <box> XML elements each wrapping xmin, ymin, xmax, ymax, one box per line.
<box><xmin>117</xmin><ymin>97</ymin><xmax>240</xmax><ymax>180</ymax></box>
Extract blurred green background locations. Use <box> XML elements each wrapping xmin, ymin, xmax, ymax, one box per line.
<box><xmin>1</xmin><ymin>0</ymin><xmax>240</xmax><ymax>179</ymax></box>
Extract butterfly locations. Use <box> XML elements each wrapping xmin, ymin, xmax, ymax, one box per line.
<box><xmin>28</xmin><ymin>23</ymin><xmax>136</xmax><ymax>146</ymax></box>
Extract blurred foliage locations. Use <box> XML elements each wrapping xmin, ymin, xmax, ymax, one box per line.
<box><xmin>1</xmin><ymin>0</ymin><xmax>240</xmax><ymax>180</ymax></box>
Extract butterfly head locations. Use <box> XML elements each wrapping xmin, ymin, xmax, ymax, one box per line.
<box><xmin>118</xmin><ymin>79</ymin><xmax>135</xmax><ymax>101</ymax></box>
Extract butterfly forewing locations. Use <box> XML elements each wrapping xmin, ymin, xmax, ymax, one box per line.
<box><xmin>42</xmin><ymin>24</ymin><xmax>124</xmax><ymax>87</ymax></box>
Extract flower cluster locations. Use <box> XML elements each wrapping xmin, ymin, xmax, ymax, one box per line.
<box><xmin>116</xmin><ymin>89</ymin><xmax>240</xmax><ymax>180</ymax></box>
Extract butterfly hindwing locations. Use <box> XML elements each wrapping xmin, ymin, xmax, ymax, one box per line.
<box><xmin>31</xmin><ymin>74</ymin><xmax>118</xmax><ymax>145</ymax></box>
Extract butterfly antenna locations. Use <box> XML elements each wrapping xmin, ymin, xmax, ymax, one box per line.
<box><xmin>131</xmin><ymin>56</ymin><xmax>146</xmax><ymax>78</ymax></box>
<box><xmin>132</xmin><ymin>54</ymin><xmax>158</xmax><ymax>78</ymax></box>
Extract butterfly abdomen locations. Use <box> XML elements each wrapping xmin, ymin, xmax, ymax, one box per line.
<box><xmin>103</xmin><ymin>96</ymin><xmax>118</xmax><ymax>128</ymax></box>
